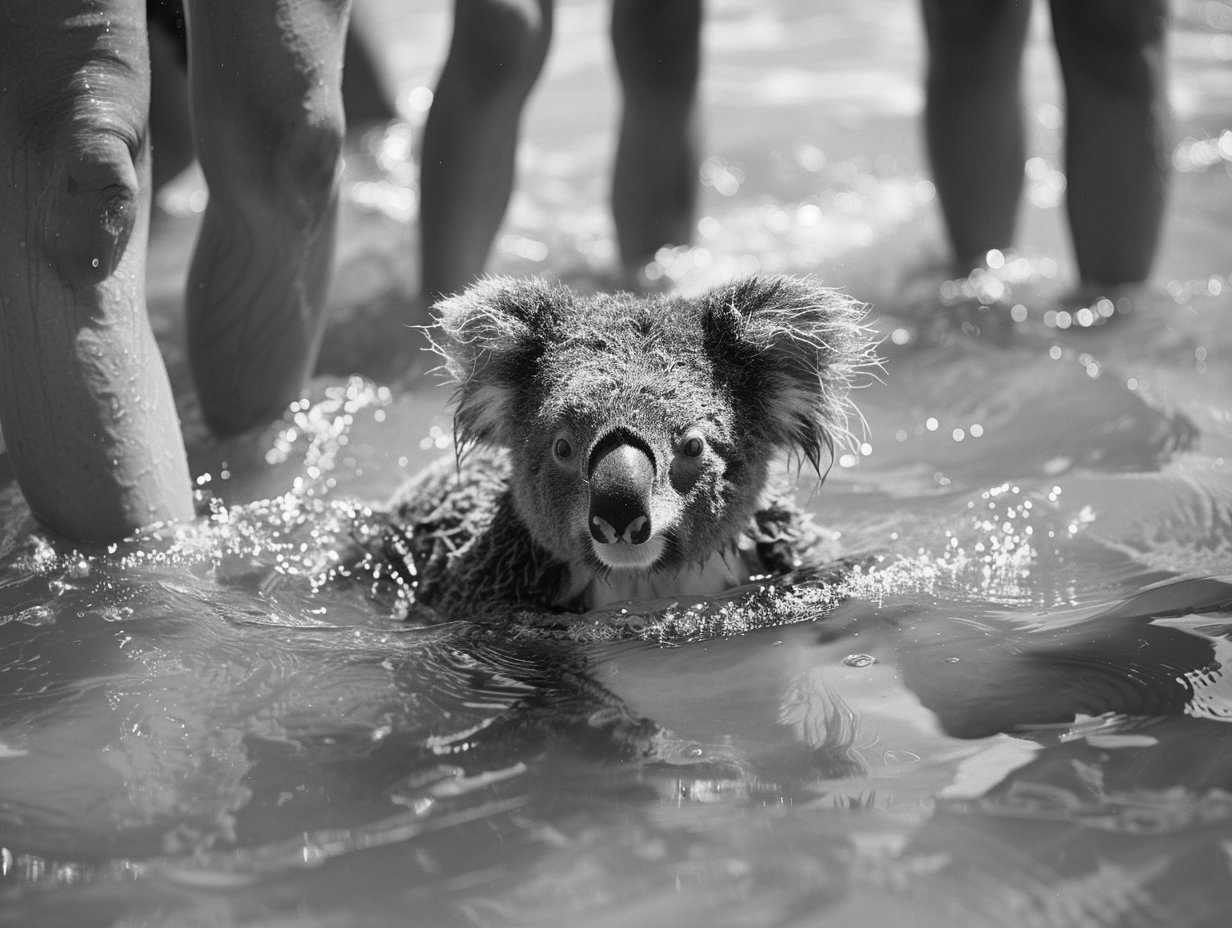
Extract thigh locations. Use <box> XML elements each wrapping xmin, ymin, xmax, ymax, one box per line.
<box><xmin>182</xmin><ymin>0</ymin><xmax>351</xmax><ymax>179</ymax></box>
<box><xmin>1049</xmin><ymin>0</ymin><xmax>1167</xmax><ymax>46</ymax></box>
<box><xmin>445</xmin><ymin>0</ymin><xmax>554</xmax><ymax>93</ymax></box>
<box><xmin>921</xmin><ymin>0</ymin><xmax>1030</xmax><ymax>52</ymax></box>
<box><xmin>610</xmin><ymin>0</ymin><xmax>702</xmax><ymax>94</ymax></box>
<box><xmin>1049</xmin><ymin>0</ymin><xmax>1167</xmax><ymax>93</ymax></box>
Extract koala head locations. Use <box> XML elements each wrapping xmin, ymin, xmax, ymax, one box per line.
<box><xmin>432</xmin><ymin>276</ymin><xmax>872</xmax><ymax>584</ymax></box>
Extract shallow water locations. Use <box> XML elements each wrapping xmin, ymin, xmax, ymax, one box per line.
<box><xmin>5</xmin><ymin>0</ymin><xmax>1232</xmax><ymax>925</ymax></box>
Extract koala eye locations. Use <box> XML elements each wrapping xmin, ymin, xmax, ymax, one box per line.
<box><xmin>553</xmin><ymin>436</ymin><xmax>574</xmax><ymax>461</ymax></box>
<box><xmin>680</xmin><ymin>433</ymin><xmax>706</xmax><ymax>458</ymax></box>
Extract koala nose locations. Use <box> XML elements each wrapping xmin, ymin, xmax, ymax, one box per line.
<box><xmin>588</xmin><ymin>441</ymin><xmax>654</xmax><ymax>546</ymax></box>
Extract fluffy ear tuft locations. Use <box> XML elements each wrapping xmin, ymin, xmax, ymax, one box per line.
<box><xmin>431</xmin><ymin>277</ymin><xmax>566</xmax><ymax>447</ymax></box>
<box><xmin>701</xmin><ymin>276</ymin><xmax>877</xmax><ymax>473</ymax></box>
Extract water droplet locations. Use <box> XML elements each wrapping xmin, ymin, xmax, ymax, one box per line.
<box><xmin>843</xmin><ymin>653</ymin><xmax>876</xmax><ymax>668</ymax></box>
<box><xmin>91</xmin><ymin>258</ymin><xmax>99</xmax><ymax>268</ymax></box>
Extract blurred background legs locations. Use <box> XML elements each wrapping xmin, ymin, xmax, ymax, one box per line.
<box><xmin>610</xmin><ymin>0</ymin><xmax>702</xmax><ymax>284</ymax></box>
<box><xmin>921</xmin><ymin>0</ymin><xmax>1032</xmax><ymax>271</ymax></box>
<box><xmin>923</xmin><ymin>0</ymin><xmax>1169</xmax><ymax>289</ymax></box>
<box><xmin>1051</xmin><ymin>0</ymin><xmax>1169</xmax><ymax>288</ymax></box>
<box><xmin>419</xmin><ymin>0</ymin><xmax>554</xmax><ymax>304</ymax></box>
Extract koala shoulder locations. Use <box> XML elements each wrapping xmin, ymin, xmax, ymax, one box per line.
<box><xmin>388</xmin><ymin>447</ymin><xmax>509</xmax><ymax>535</ymax></box>
<box><xmin>385</xmin><ymin>448</ymin><xmax>576</xmax><ymax>618</ymax></box>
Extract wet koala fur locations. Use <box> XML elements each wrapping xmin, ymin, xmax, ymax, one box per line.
<box><xmin>383</xmin><ymin>275</ymin><xmax>873</xmax><ymax>619</ymax></box>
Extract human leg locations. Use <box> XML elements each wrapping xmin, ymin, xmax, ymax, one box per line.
<box><xmin>147</xmin><ymin>1</ymin><xmax>195</xmax><ymax>191</ymax></box>
<box><xmin>183</xmin><ymin>0</ymin><xmax>350</xmax><ymax>437</ymax></box>
<box><xmin>921</xmin><ymin>0</ymin><xmax>1032</xmax><ymax>267</ymax></box>
<box><xmin>342</xmin><ymin>1</ymin><xmax>398</xmax><ymax>126</ymax></box>
<box><xmin>148</xmin><ymin>0</ymin><xmax>391</xmax><ymax>192</ymax></box>
<box><xmin>419</xmin><ymin>0</ymin><xmax>554</xmax><ymax>302</ymax></box>
<box><xmin>0</xmin><ymin>0</ymin><xmax>194</xmax><ymax>543</ymax></box>
<box><xmin>1050</xmin><ymin>0</ymin><xmax>1168</xmax><ymax>286</ymax></box>
<box><xmin>610</xmin><ymin>0</ymin><xmax>701</xmax><ymax>277</ymax></box>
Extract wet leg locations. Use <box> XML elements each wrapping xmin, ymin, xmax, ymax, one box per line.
<box><xmin>610</xmin><ymin>0</ymin><xmax>702</xmax><ymax>279</ymax></box>
<box><xmin>419</xmin><ymin>0</ymin><xmax>554</xmax><ymax>304</ymax></box>
<box><xmin>1050</xmin><ymin>0</ymin><xmax>1168</xmax><ymax>286</ymax></box>
<box><xmin>183</xmin><ymin>0</ymin><xmax>350</xmax><ymax>437</ymax></box>
<box><xmin>149</xmin><ymin>0</ymin><xmax>392</xmax><ymax>192</ymax></box>
<box><xmin>0</xmin><ymin>0</ymin><xmax>194</xmax><ymax>542</ymax></box>
<box><xmin>921</xmin><ymin>0</ymin><xmax>1032</xmax><ymax>268</ymax></box>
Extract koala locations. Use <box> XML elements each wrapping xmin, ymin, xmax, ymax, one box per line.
<box><xmin>381</xmin><ymin>275</ymin><xmax>873</xmax><ymax>620</ymax></box>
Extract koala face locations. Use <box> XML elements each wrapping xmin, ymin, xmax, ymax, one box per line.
<box><xmin>510</xmin><ymin>333</ymin><xmax>754</xmax><ymax>578</ymax></box>
<box><xmin>433</xmin><ymin>276</ymin><xmax>871</xmax><ymax>584</ymax></box>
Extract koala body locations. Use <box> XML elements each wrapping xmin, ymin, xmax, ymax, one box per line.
<box><xmin>383</xmin><ymin>276</ymin><xmax>872</xmax><ymax>620</ymax></box>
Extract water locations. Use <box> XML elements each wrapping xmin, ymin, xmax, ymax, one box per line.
<box><xmin>4</xmin><ymin>0</ymin><xmax>1232</xmax><ymax>924</ymax></box>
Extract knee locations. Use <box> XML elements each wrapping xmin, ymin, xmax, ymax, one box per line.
<box><xmin>442</xmin><ymin>0</ymin><xmax>552</xmax><ymax>101</ymax></box>
<box><xmin>611</xmin><ymin>0</ymin><xmax>702</xmax><ymax>98</ymax></box>
<box><xmin>272</xmin><ymin>115</ymin><xmax>344</xmax><ymax>228</ymax></box>
<box><xmin>1053</xmin><ymin>0</ymin><xmax>1166</xmax><ymax>49</ymax></box>
<box><xmin>923</xmin><ymin>0</ymin><xmax>1029</xmax><ymax>78</ymax></box>
<box><xmin>1051</xmin><ymin>0</ymin><xmax>1167</xmax><ymax>93</ymax></box>
<box><xmin>202</xmin><ymin>104</ymin><xmax>344</xmax><ymax>232</ymax></box>
<box><xmin>31</xmin><ymin>124</ymin><xmax>144</xmax><ymax>290</ymax></box>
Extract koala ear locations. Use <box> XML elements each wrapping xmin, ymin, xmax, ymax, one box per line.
<box><xmin>701</xmin><ymin>276</ymin><xmax>875</xmax><ymax>473</ymax></box>
<box><xmin>432</xmin><ymin>277</ymin><xmax>564</xmax><ymax>447</ymax></box>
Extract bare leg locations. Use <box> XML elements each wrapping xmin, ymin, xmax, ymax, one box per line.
<box><xmin>1050</xmin><ymin>0</ymin><xmax>1168</xmax><ymax>286</ymax></box>
<box><xmin>148</xmin><ymin>11</ymin><xmax>196</xmax><ymax>191</ymax></box>
<box><xmin>921</xmin><ymin>0</ymin><xmax>1032</xmax><ymax>267</ymax></box>
<box><xmin>0</xmin><ymin>0</ymin><xmax>194</xmax><ymax>542</ymax></box>
<box><xmin>148</xmin><ymin>0</ymin><xmax>391</xmax><ymax>192</ymax></box>
<box><xmin>183</xmin><ymin>0</ymin><xmax>350</xmax><ymax>437</ymax></box>
<box><xmin>343</xmin><ymin>1</ymin><xmax>398</xmax><ymax>126</ymax></box>
<box><xmin>610</xmin><ymin>0</ymin><xmax>702</xmax><ymax>276</ymax></box>
<box><xmin>419</xmin><ymin>0</ymin><xmax>554</xmax><ymax>303</ymax></box>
